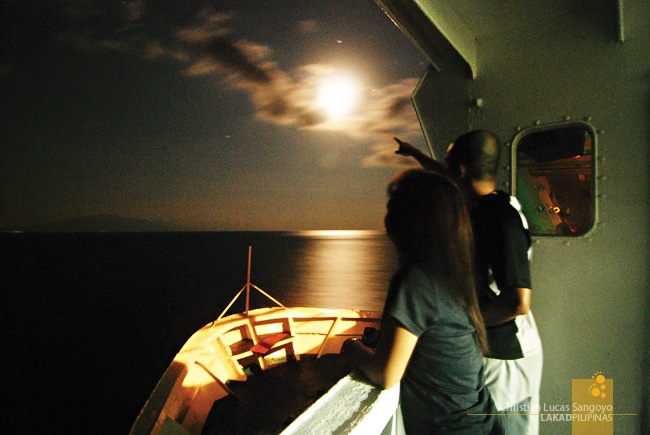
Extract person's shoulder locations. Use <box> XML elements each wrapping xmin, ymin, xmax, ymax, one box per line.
<box><xmin>481</xmin><ymin>191</ymin><xmax>522</xmax><ymax>214</ymax></box>
<box><xmin>393</xmin><ymin>263</ymin><xmax>441</xmax><ymax>291</ymax></box>
<box><xmin>396</xmin><ymin>264</ymin><xmax>450</xmax><ymax>310</ymax></box>
<box><xmin>486</xmin><ymin>190</ymin><xmax>511</xmax><ymax>205</ymax></box>
<box><xmin>492</xmin><ymin>192</ymin><xmax>531</xmax><ymax>237</ymax></box>
<box><xmin>399</xmin><ymin>263</ymin><xmax>430</xmax><ymax>283</ymax></box>
<box><xmin>474</xmin><ymin>191</ymin><xmax>529</xmax><ymax>231</ymax></box>
<box><xmin>474</xmin><ymin>190</ymin><xmax>512</xmax><ymax>217</ymax></box>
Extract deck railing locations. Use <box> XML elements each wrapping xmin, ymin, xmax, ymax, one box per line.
<box><xmin>282</xmin><ymin>373</ymin><xmax>402</xmax><ymax>434</ymax></box>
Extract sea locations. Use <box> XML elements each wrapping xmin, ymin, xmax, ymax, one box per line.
<box><xmin>3</xmin><ymin>230</ymin><xmax>399</xmax><ymax>434</ymax></box>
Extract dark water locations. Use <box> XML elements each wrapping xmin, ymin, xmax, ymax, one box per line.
<box><xmin>3</xmin><ymin>231</ymin><xmax>398</xmax><ymax>434</ymax></box>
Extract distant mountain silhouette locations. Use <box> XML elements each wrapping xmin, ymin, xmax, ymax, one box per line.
<box><xmin>24</xmin><ymin>215</ymin><xmax>186</xmax><ymax>232</ymax></box>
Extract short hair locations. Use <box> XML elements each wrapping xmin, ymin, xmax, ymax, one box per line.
<box><xmin>445</xmin><ymin>130</ymin><xmax>501</xmax><ymax>180</ymax></box>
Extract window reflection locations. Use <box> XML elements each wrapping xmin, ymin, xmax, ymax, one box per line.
<box><xmin>513</xmin><ymin>123</ymin><xmax>596</xmax><ymax>236</ymax></box>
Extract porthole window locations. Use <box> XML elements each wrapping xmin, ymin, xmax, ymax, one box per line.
<box><xmin>512</xmin><ymin>122</ymin><xmax>597</xmax><ymax>237</ymax></box>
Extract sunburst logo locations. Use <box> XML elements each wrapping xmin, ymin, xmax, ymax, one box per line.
<box><xmin>589</xmin><ymin>372</ymin><xmax>607</xmax><ymax>399</ymax></box>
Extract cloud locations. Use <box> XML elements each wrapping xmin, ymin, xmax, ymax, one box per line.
<box><xmin>176</xmin><ymin>20</ymin><xmax>423</xmax><ymax>164</ymax></box>
<box><xmin>53</xmin><ymin>2</ymin><xmax>422</xmax><ymax>167</ymax></box>
<box><xmin>124</xmin><ymin>0</ymin><xmax>145</xmax><ymax>23</ymax></box>
<box><xmin>296</xmin><ymin>20</ymin><xmax>319</xmax><ymax>35</ymax></box>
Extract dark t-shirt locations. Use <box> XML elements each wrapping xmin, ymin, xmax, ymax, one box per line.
<box><xmin>471</xmin><ymin>191</ymin><xmax>532</xmax><ymax>359</ymax></box>
<box><xmin>384</xmin><ymin>264</ymin><xmax>499</xmax><ymax>434</ymax></box>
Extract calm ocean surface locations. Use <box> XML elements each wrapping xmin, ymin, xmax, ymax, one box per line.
<box><xmin>3</xmin><ymin>231</ymin><xmax>398</xmax><ymax>434</ymax></box>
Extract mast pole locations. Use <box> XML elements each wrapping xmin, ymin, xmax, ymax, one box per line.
<box><xmin>245</xmin><ymin>245</ymin><xmax>252</xmax><ymax>315</ymax></box>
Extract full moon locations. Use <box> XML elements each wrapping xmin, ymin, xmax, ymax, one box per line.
<box><xmin>316</xmin><ymin>75</ymin><xmax>359</xmax><ymax>119</ymax></box>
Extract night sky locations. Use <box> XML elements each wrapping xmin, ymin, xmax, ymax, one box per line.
<box><xmin>1</xmin><ymin>0</ymin><xmax>428</xmax><ymax>231</ymax></box>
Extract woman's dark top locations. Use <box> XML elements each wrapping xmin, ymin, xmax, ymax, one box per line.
<box><xmin>384</xmin><ymin>264</ymin><xmax>501</xmax><ymax>434</ymax></box>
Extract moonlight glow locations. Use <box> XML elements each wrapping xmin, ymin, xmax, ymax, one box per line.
<box><xmin>316</xmin><ymin>75</ymin><xmax>359</xmax><ymax>119</ymax></box>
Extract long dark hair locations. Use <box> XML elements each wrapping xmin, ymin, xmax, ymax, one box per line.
<box><xmin>385</xmin><ymin>169</ymin><xmax>489</xmax><ymax>355</ymax></box>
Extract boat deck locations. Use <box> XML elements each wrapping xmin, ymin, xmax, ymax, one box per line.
<box><xmin>201</xmin><ymin>354</ymin><xmax>353</xmax><ymax>434</ymax></box>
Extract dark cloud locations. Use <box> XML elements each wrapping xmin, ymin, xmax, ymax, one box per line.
<box><xmin>297</xmin><ymin>110</ymin><xmax>327</xmax><ymax>128</ymax></box>
<box><xmin>207</xmin><ymin>35</ymin><xmax>273</xmax><ymax>84</ymax></box>
<box><xmin>387</xmin><ymin>95</ymin><xmax>413</xmax><ymax>117</ymax></box>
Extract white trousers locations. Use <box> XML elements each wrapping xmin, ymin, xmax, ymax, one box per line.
<box><xmin>483</xmin><ymin>349</ymin><xmax>543</xmax><ymax>435</ymax></box>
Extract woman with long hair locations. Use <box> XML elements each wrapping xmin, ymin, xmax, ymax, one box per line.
<box><xmin>342</xmin><ymin>169</ymin><xmax>501</xmax><ymax>434</ymax></box>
